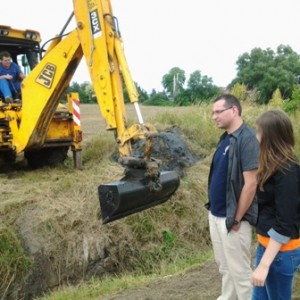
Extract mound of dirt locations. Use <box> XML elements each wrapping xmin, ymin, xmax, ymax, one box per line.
<box><xmin>149</xmin><ymin>126</ymin><xmax>200</xmax><ymax>175</ymax></box>
<box><xmin>113</xmin><ymin>126</ymin><xmax>200</xmax><ymax>177</ymax></box>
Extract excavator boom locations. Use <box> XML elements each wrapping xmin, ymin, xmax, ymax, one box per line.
<box><xmin>0</xmin><ymin>0</ymin><xmax>180</xmax><ymax>223</ymax></box>
<box><xmin>73</xmin><ymin>0</ymin><xmax>180</xmax><ymax>223</ymax></box>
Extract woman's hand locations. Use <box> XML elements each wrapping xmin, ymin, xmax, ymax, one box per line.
<box><xmin>251</xmin><ymin>263</ymin><xmax>269</xmax><ymax>287</ymax></box>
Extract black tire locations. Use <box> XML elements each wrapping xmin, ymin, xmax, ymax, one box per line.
<box><xmin>0</xmin><ymin>150</ymin><xmax>17</xmax><ymax>165</ymax></box>
<box><xmin>25</xmin><ymin>147</ymin><xmax>69</xmax><ymax>169</ymax></box>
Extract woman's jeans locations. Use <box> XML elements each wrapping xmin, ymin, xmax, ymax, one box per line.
<box><xmin>252</xmin><ymin>243</ymin><xmax>300</xmax><ymax>300</ymax></box>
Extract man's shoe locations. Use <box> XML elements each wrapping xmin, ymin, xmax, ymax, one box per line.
<box><xmin>5</xmin><ymin>97</ymin><xmax>13</xmax><ymax>104</ymax></box>
<box><xmin>13</xmin><ymin>99</ymin><xmax>22</xmax><ymax>104</ymax></box>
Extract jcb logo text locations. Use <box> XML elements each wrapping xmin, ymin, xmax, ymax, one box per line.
<box><xmin>36</xmin><ymin>63</ymin><xmax>56</xmax><ymax>88</ymax></box>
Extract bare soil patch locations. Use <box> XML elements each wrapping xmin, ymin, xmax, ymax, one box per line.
<box><xmin>100</xmin><ymin>261</ymin><xmax>221</xmax><ymax>300</ymax></box>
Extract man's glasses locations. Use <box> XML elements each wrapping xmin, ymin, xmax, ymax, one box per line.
<box><xmin>211</xmin><ymin>106</ymin><xmax>233</xmax><ymax>116</ymax></box>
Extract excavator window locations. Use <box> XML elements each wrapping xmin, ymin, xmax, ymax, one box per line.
<box><xmin>17</xmin><ymin>54</ymin><xmax>30</xmax><ymax>75</ymax></box>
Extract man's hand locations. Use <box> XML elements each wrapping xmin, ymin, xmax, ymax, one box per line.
<box><xmin>4</xmin><ymin>74</ymin><xmax>13</xmax><ymax>80</ymax></box>
<box><xmin>231</xmin><ymin>222</ymin><xmax>241</xmax><ymax>232</ymax></box>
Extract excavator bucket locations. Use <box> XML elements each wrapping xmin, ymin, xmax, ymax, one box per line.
<box><xmin>98</xmin><ymin>171</ymin><xmax>180</xmax><ymax>224</ymax></box>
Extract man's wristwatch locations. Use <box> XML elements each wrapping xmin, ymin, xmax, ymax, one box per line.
<box><xmin>233</xmin><ymin>220</ymin><xmax>240</xmax><ymax>226</ymax></box>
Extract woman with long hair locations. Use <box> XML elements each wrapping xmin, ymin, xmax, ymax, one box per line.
<box><xmin>251</xmin><ymin>110</ymin><xmax>300</xmax><ymax>299</ymax></box>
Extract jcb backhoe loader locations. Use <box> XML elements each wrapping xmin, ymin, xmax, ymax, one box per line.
<box><xmin>0</xmin><ymin>0</ymin><xmax>180</xmax><ymax>223</ymax></box>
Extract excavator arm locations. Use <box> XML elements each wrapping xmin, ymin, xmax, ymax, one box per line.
<box><xmin>74</xmin><ymin>0</ymin><xmax>160</xmax><ymax>161</ymax></box>
<box><xmin>15</xmin><ymin>30</ymin><xmax>83</xmax><ymax>151</ymax></box>
<box><xmin>15</xmin><ymin>0</ymin><xmax>180</xmax><ymax>223</ymax></box>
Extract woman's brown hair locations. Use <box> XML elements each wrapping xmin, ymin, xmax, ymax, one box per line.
<box><xmin>256</xmin><ymin>110</ymin><xmax>298</xmax><ymax>190</ymax></box>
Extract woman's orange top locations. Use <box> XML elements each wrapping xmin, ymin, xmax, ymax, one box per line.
<box><xmin>257</xmin><ymin>234</ymin><xmax>300</xmax><ymax>251</ymax></box>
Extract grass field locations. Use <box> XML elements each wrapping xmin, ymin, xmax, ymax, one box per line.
<box><xmin>1</xmin><ymin>103</ymin><xmax>299</xmax><ymax>299</ymax></box>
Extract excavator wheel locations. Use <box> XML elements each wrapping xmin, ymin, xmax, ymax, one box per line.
<box><xmin>0</xmin><ymin>150</ymin><xmax>17</xmax><ymax>165</ymax></box>
<box><xmin>25</xmin><ymin>146</ymin><xmax>69</xmax><ymax>169</ymax></box>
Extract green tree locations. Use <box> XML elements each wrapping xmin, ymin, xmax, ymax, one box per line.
<box><xmin>186</xmin><ymin>70</ymin><xmax>219</xmax><ymax>103</ymax></box>
<box><xmin>144</xmin><ymin>89</ymin><xmax>171</xmax><ymax>106</ymax></box>
<box><xmin>162</xmin><ymin>67</ymin><xmax>186</xmax><ymax>98</ymax></box>
<box><xmin>232</xmin><ymin>45</ymin><xmax>300</xmax><ymax>104</ymax></box>
<box><xmin>283</xmin><ymin>85</ymin><xmax>300</xmax><ymax>115</ymax></box>
<box><xmin>66</xmin><ymin>81</ymin><xmax>94</xmax><ymax>103</ymax></box>
<box><xmin>83</xmin><ymin>82</ymin><xmax>95</xmax><ymax>103</ymax></box>
<box><xmin>174</xmin><ymin>89</ymin><xmax>192</xmax><ymax>106</ymax></box>
<box><xmin>67</xmin><ymin>80</ymin><xmax>149</xmax><ymax>104</ymax></box>
<box><xmin>135</xmin><ymin>83</ymin><xmax>149</xmax><ymax>103</ymax></box>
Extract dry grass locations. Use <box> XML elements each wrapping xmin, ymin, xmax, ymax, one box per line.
<box><xmin>0</xmin><ymin>103</ymin><xmax>299</xmax><ymax>299</ymax></box>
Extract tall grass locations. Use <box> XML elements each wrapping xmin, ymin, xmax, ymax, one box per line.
<box><xmin>1</xmin><ymin>103</ymin><xmax>300</xmax><ymax>299</ymax></box>
<box><xmin>36</xmin><ymin>103</ymin><xmax>300</xmax><ymax>299</ymax></box>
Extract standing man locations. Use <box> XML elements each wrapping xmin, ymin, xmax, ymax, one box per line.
<box><xmin>206</xmin><ymin>94</ymin><xmax>259</xmax><ymax>300</ymax></box>
<box><xmin>0</xmin><ymin>51</ymin><xmax>25</xmax><ymax>103</ymax></box>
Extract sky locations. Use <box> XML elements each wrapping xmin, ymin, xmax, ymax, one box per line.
<box><xmin>2</xmin><ymin>0</ymin><xmax>300</xmax><ymax>92</ymax></box>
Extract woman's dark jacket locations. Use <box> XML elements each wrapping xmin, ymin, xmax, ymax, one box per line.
<box><xmin>256</xmin><ymin>161</ymin><xmax>300</xmax><ymax>240</ymax></box>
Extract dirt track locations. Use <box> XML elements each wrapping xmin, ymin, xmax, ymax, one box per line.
<box><xmin>100</xmin><ymin>261</ymin><xmax>221</xmax><ymax>300</ymax></box>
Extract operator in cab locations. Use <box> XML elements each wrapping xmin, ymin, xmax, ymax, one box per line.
<box><xmin>0</xmin><ymin>51</ymin><xmax>25</xmax><ymax>104</ymax></box>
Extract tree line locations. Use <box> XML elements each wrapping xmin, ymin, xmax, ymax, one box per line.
<box><xmin>66</xmin><ymin>44</ymin><xmax>300</xmax><ymax>108</ymax></box>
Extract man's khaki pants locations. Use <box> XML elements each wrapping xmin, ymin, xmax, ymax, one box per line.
<box><xmin>209</xmin><ymin>212</ymin><xmax>253</xmax><ymax>300</ymax></box>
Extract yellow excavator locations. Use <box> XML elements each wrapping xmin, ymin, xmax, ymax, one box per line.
<box><xmin>0</xmin><ymin>0</ymin><xmax>180</xmax><ymax>223</ymax></box>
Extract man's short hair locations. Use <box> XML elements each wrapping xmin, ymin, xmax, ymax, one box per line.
<box><xmin>0</xmin><ymin>51</ymin><xmax>11</xmax><ymax>60</ymax></box>
<box><xmin>214</xmin><ymin>94</ymin><xmax>242</xmax><ymax>116</ymax></box>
